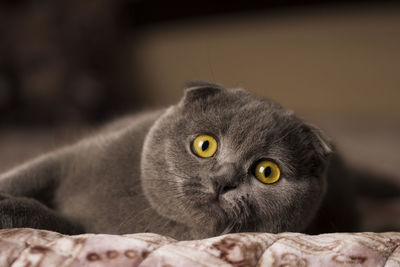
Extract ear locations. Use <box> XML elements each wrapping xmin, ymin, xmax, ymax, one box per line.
<box><xmin>306</xmin><ymin>123</ymin><xmax>333</xmax><ymax>157</ymax></box>
<box><xmin>304</xmin><ymin>123</ymin><xmax>334</xmax><ymax>176</ymax></box>
<box><xmin>289</xmin><ymin>122</ymin><xmax>333</xmax><ymax>177</ymax></box>
<box><xmin>181</xmin><ymin>81</ymin><xmax>223</xmax><ymax>105</ymax></box>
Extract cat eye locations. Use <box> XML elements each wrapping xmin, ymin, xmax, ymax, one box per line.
<box><xmin>254</xmin><ymin>160</ymin><xmax>280</xmax><ymax>184</ymax></box>
<box><xmin>192</xmin><ymin>135</ymin><xmax>218</xmax><ymax>158</ymax></box>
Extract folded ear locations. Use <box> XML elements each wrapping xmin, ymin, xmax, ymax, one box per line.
<box><xmin>287</xmin><ymin>122</ymin><xmax>333</xmax><ymax>177</ymax></box>
<box><xmin>306</xmin><ymin>123</ymin><xmax>333</xmax><ymax>157</ymax></box>
<box><xmin>304</xmin><ymin>123</ymin><xmax>334</xmax><ymax>176</ymax></box>
<box><xmin>184</xmin><ymin>80</ymin><xmax>223</xmax><ymax>90</ymax></box>
<box><xmin>182</xmin><ymin>81</ymin><xmax>223</xmax><ymax>105</ymax></box>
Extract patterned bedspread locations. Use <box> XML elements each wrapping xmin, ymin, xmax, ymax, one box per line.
<box><xmin>0</xmin><ymin>228</ymin><xmax>399</xmax><ymax>266</ymax></box>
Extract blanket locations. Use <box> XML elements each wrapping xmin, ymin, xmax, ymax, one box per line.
<box><xmin>0</xmin><ymin>228</ymin><xmax>399</xmax><ymax>266</ymax></box>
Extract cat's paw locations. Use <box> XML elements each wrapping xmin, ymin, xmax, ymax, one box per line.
<box><xmin>0</xmin><ymin>193</ymin><xmax>82</xmax><ymax>234</ymax></box>
<box><xmin>0</xmin><ymin>193</ymin><xmax>48</xmax><ymax>228</ymax></box>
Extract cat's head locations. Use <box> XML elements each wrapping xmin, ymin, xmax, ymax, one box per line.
<box><xmin>141</xmin><ymin>81</ymin><xmax>332</xmax><ymax>239</ymax></box>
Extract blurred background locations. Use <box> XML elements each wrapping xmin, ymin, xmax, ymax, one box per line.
<box><xmin>0</xmin><ymin>0</ymin><xmax>399</xmax><ymax>228</ymax></box>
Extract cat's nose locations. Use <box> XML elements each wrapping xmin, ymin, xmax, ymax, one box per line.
<box><xmin>210</xmin><ymin>163</ymin><xmax>241</xmax><ymax>197</ymax></box>
<box><xmin>212</xmin><ymin>178</ymin><xmax>239</xmax><ymax>196</ymax></box>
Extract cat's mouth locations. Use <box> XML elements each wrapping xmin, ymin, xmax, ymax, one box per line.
<box><xmin>189</xmin><ymin>192</ymin><xmax>248</xmax><ymax>236</ymax></box>
<box><xmin>199</xmin><ymin>192</ymin><xmax>231</xmax><ymax>215</ymax></box>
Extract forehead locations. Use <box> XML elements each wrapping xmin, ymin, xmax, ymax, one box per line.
<box><xmin>180</xmin><ymin>90</ymin><xmax>299</xmax><ymax>153</ymax></box>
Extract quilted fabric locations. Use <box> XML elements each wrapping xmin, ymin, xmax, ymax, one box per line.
<box><xmin>0</xmin><ymin>228</ymin><xmax>399</xmax><ymax>267</ymax></box>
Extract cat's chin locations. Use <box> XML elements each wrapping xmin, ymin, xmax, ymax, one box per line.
<box><xmin>186</xmin><ymin>198</ymin><xmax>240</xmax><ymax>238</ymax></box>
<box><xmin>193</xmin><ymin>193</ymin><xmax>230</xmax><ymax>218</ymax></box>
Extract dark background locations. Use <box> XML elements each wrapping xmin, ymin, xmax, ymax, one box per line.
<box><xmin>1</xmin><ymin>0</ymin><xmax>399</xmax><ymax>125</ymax></box>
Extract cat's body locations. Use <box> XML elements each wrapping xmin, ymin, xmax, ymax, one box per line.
<box><xmin>0</xmin><ymin>82</ymin><xmax>396</xmax><ymax>239</ymax></box>
<box><xmin>0</xmin><ymin>110</ymin><xmax>186</xmax><ymax>236</ymax></box>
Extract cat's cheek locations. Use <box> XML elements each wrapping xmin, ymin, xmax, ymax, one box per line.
<box><xmin>285</xmin><ymin>178</ymin><xmax>325</xmax><ymax>231</ymax></box>
<box><xmin>250</xmin><ymin>175</ymin><xmax>285</xmax><ymax>192</ymax></box>
<box><xmin>247</xmin><ymin>178</ymin><xmax>316</xmax><ymax>231</ymax></box>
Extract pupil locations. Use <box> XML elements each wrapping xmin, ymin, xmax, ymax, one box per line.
<box><xmin>201</xmin><ymin>140</ymin><xmax>209</xmax><ymax>151</ymax></box>
<box><xmin>264</xmin><ymin>167</ymin><xmax>272</xmax><ymax>177</ymax></box>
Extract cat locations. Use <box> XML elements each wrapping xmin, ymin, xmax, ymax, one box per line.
<box><xmin>0</xmin><ymin>81</ymin><xmax>397</xmax><ymax>240</ymax></box>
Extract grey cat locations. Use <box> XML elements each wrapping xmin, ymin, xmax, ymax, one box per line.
<box><xmin>0</xmin><ymin>82</ymin><xmax>396</xmax><ymax>239</ymax></box>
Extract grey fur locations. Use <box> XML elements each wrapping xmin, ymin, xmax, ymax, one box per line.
<box><xmin>0</xmin><ymin>82</ymin><xmax>362</xmax><ymax>239</ymax></box>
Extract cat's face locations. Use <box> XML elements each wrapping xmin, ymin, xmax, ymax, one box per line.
<box><xmin>141</xmin><ymin>82</ymin><xmax>331</xmax><ymax>239</ymax></box>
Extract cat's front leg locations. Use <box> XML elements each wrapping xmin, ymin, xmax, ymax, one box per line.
<box><xmin>0</xmin><ymin>192</ymin><xmax>83</xmax><ymax>234</ymax></box>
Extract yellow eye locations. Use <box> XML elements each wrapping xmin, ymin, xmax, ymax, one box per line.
<box><xmin>254</xmin><ymin>160</ymin><xmax>280</xmax><ymax>184</ymax></box>
<box><xmin>192</xmin><ymin>135</ymin><xmax>218</xmax><ymax>158</ymax></box>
